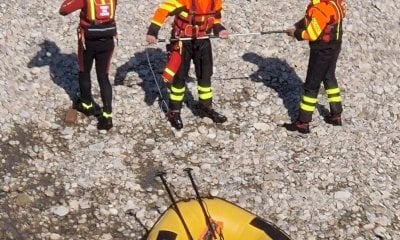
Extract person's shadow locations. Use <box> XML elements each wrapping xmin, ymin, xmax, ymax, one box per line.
<box><xmin>242</xmin><ymin>52</ymin><xmax>303</xmax><ymax>121</ymax></box>
<box><xmin>27</xmin><ymin>40</ymin><xmax>79</xmax><ymax>102</ymax></box>
<box><xmin>115</xmin><ymin>48</ymin><xmax>169</xmax><ymax>111</ymax></box>
<box><xmin>115</xmin><ymin>48</ymin><xmax>198</xmax><ymax>114</ymax></box>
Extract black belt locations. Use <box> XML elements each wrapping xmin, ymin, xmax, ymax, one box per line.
<box><xmin>85</xmin><ymin>36</ymin><xmax>114</xmax><ymax>41</ymax></box>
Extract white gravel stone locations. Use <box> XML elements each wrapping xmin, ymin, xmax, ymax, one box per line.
<box><xmin>50</xmin><ymin>233</ymin><xmax>61</xmax><ymax>240</ymax></box>
<box><xmin>69</xmin><ymin>200</ymin><xmax>80</xmax><ymax>211</ymax></box>
<box><xmin>52</xmin><ymin>205</ymin><xmax>70</xmax><ymax>217</ymax></box>
<box><xmin>253</xmin><ymin>122</ymin><xmax>269</xmax><ymax>131</ymax></box>
<box><xmin>100</xmin><ymin>233</ymin><xmax>113</xmax><ymax>240</ymax></box>
<box><xmin>145</xmin><ymin>138</ymin><xmax>155</xmax><ymax>145</ymax></box>
<box><xmin>79</xmin><ymin>200</ymin><xmax>91</xmax><ymax>210</ymax></box>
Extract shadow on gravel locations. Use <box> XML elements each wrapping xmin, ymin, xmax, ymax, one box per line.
<box><xmin>182</xmin><ymin>80</ymin><xmax>203</xmax><ymax>117</ymax></box>
<box><xmin>115</xmin><ymin>48</ymin><xmax>169</xmax><ymax>109</ymax></box>
<box><xmin>243</xmin><ymin>52</ymin><xmax>303</xmax><ymax>121</ymax></box>
<box><xmin>0</xmin><ymin>131</ymin><xmax>26</xmax><ymax>240</ymax></box>
<box><xmin>115</xmin><ymin>48</ymin><xmax>201</xmax><ymax>115</ymax></box>
<box><xmin>316</xmin><ymin>103</ymin><xmax>331</xmax><ymax>118</ymax></box>
<box><xmin>0</xmin><ymin>126</ymin><xmax>30</xmax><ymax>173</ymax></box>
<box><xmin>28</xmin><ymin>40</ymin><xmax>79</xmax><ymax>102</ymax></box>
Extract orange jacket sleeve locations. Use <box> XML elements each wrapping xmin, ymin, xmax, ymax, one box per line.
<box><xmin>303</xmin><ymin>6</ymin><xmax>331</xmax><ymax>41</ymax></box>
<box><xmin>214</xmin><ymin>0</ymin><xmax>223</xmax><ymax>24</ymax></box>
<box><xmin>294</xmin><ymin>3</ymin><xmax>337</xmax><ymax>41</ymax></box>
<box><xmin>213</xmin><ymin>0</ymin><xmax>226</xmax><ymax>35</ymax></box>
<box><xmin>210</xmin><ymin>0</ymin><xmax>225</xmax><ymax>35</ymax></box>
<box><xmin>147</xmin><ymin>0</ymin><xmax>184</xmax><ymax>38</ymax></box>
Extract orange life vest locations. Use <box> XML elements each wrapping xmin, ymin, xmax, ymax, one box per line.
<box><xmin>173</xmin><ymin>0</ymin><xmax>216</xmax><ymax>38</ymax></box>
<box><xmin>322</xmin><ymin>0</ymin><xmax>345</xmax><ymax>42</ymax></box>
<box><xmin>306</xmin><ymin>0</ymin><xmax>345</xmax><ymax>43</ymax></box>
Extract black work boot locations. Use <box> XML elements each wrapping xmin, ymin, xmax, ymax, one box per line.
<box><xmin>282</xmin><ymin>120</ymin><xmax>310</xmax><ymax>134</ymax></box>
<box><xmin>75</xmin><ymin>99</ymin><xmax>95</xmax><ymax>116</ymax></box>
<box><xmin>198</xmin><ymin>107</ymin><xmax>227</xmax><ymax>123</ymax></box>
<box><xmin>324</xmin><ymin>114</ymin><xmax>342</xmax><ymax>126</ymax></box>
<box><xmin>168</xmin><ymin>111</ymin><xmax>183</xmax><ymax>130</ymax></box>
<box><xmin>97</xmin><ymin>111</ymin><xmax>113</xmax><ymax>130</ymax></box>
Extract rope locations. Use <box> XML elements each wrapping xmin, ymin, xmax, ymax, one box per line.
<box><xmin>204</xmin><ymin>200</ymin><xmax>225</xmax><ymax>240</ymax></box>
<box><xmin>145</xmin><ymin>47</ymin><xmax>169</xmax><ymax>114</ymax></box>
<box><xmin>145</xmin><ymin>30</ymin><xmax>286</xmax><ymax>114</ymax></box>
<box><xmin>157</xmin><ymin>30</ymin><xmax>287</xmax><ymax>43</ymax></box>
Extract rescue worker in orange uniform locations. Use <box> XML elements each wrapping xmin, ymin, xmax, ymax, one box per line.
<box><xmin>146</xmin><ymin>0</ymin><xmax>229</xmax><ymax>130</ymax></box>
<box><xmin>59</xmin><ymin>0</ymin><xmax>117</xmax><ymax>130</ymax></box>
<box><xmin>285</xmin><ymin>0</ymin><xmax>346</xmax><ymax>133</ymax></box>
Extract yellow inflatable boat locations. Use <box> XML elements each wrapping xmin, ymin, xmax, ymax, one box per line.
<box><xmin>147</xmin><ymin>197</ymin><xmax>292</xmax><ymax>240</ymax></box>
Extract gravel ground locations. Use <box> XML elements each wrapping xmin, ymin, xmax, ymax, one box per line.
<box><xmin>1</xmin><ymin>0</ymin><xmax>400</xmax><ymax>239</ymax></box>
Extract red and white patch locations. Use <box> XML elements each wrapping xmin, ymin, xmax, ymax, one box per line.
<box><xmin>96</xmin><ymin>4</ymin><xmax>111</xmax><ymax>19</ymax></box>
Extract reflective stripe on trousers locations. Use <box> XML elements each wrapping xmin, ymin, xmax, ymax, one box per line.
<box><xmin>168</xmin><ymin>39</ymin><xmax>214</xmax><ymax>111</ymax></box>
<box><xmin>299</xmin><ymin>43</ymin><xmax>342</xmax><ymax>123</ymax></box>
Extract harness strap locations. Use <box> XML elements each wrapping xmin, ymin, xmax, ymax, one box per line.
<box><xmin>173</xmin><ymin>0</ymin><xmax>217</xmax><ymax>38</ymax></box>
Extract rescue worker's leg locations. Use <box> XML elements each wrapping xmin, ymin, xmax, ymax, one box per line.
<box><xmin>323</xmin><ymin>44</ymin><xmax>343</xmax><ymax>126</ymax></box>
<box><xmin>285</xmin><ymin>47</ymin><xmax>331</xmax><ymax>133</ymax></box>
<box><xmin>298</xmin><ymin>48</ymin><xmax>329</xmax><ymax>124</ymax></box>
<box><xmin>167</xmin><ymin>42</ymin><xmax>192</xmax><ymax>130</ymax></box>
<box><xmin>94</xmin><ymin>38</ymin><xmax>115</xmax><ymax>130</ymax></box>
<box><xmin>76</xmin><ymin>40</ymin><xmax>96</xmax><ymax>116</ymax></box>
<box><xmin>193</xmin><ymin>40</ymin><xmax>227</xmax><ymax>123</ymax></box>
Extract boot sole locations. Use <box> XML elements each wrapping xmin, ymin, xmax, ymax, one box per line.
<box><xmin>198</xmin><ymin>113</ymin><xmax>227</xmax><ymax>123</ymax></box>
<box><xmin>97</xmin><ymin>125</ymin><xmax>113</xmax><ymax>130</ymax></box>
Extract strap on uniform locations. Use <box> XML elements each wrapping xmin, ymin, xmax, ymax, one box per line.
<box><xmin>77</xmin><ymin>27</ymin><xmax>86</xmax><ymax>50</ymax></box>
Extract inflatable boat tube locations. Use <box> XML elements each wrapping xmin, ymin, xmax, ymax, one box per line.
<box><xmin>147</xmin><ymin>197</ymin><xmax>291</xmax><ymax>240</ymax></box>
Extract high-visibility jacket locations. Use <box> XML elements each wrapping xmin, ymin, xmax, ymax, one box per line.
<box><xmin>147</xmin><ymin>0</ymin><xmax>225</xmax><ymax>38</ymax></box>
<box><xmin>294</xmin><ymin>0</ymin><xmax>345</xmax><ymax>43</ymax></box>
<box><xmin>59</xmin><ymin>0</ymin><xmax>117</xmax><ymax>38</ymax></box>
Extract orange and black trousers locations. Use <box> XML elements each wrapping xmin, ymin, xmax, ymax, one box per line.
<box><xmin>298</xmin><ymin>42</ymin><xmax>343</xmax><ymax>123</ymax></box>
<box><xmin>78</xmin><ymin>37</ymin><xmax>114</xmax><ymax>113</ymax></box>
<box><xmin>168</xmin><ymin>39</ymin><xmax>214</xmax><ymax>111</ymax></box>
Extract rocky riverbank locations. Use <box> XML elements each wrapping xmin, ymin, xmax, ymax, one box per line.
<box><xmin>1</xmin><ymin>0</ymin><xmax>399</xmax><ymax>239</ymax></box>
